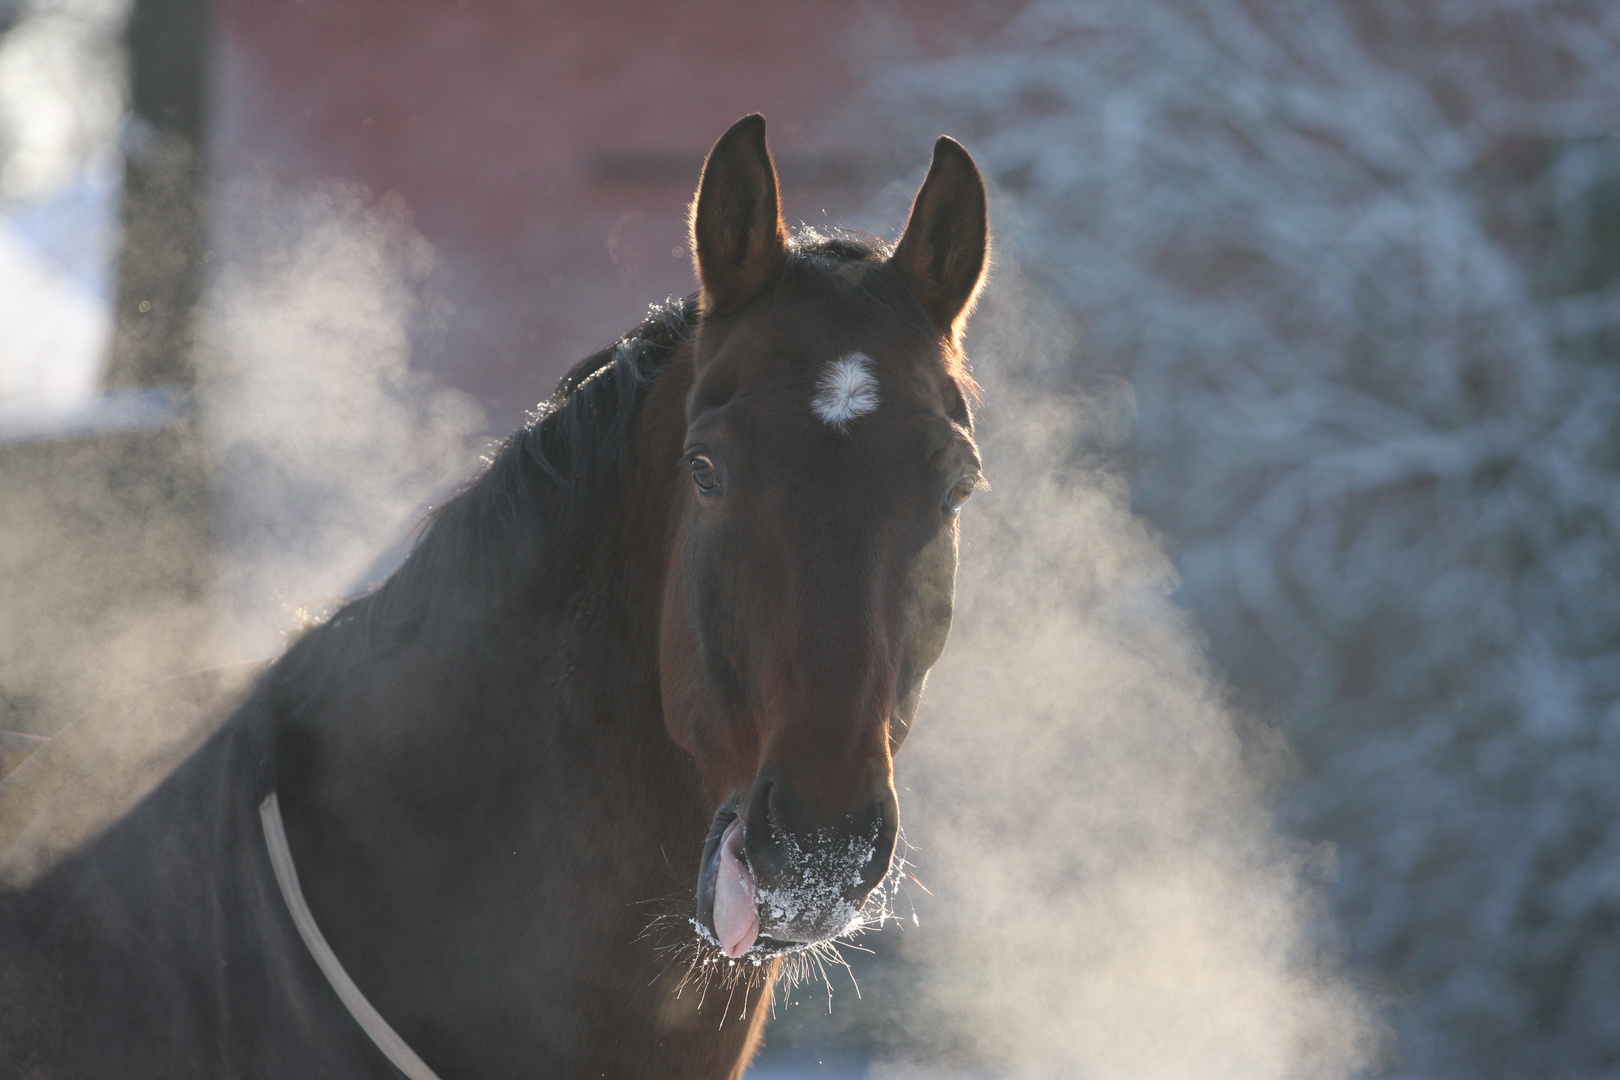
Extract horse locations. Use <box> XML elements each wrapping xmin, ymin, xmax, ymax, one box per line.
<box><xmin>0</xmin><ymin>114</ymin><xmax>989</xmax><ymax>1080</ymax></box>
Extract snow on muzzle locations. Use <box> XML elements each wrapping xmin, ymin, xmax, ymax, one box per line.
<box><xmin>696</xmin><ymin>781</ymin><xmax>899</xmax><ymax>959</ymax></box>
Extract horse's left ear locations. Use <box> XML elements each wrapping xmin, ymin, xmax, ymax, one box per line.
<box><xmin>892</xmin><ymin>137</ymin><xmax>989</xmax><ymax>340</ymax></box>
<box><xmin>690</xmin><ymin>114</ymin><xmax>790</xmax><ymax>316</ymax></box>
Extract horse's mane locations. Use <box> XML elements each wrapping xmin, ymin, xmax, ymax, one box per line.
<box><xmin>272</xmin><ymin>231</ymin><xmax>906</xmax><ymax>702</ymax></box>
<box><xmin>271</xmin><ymin>295</ymin><xmax>694</xmax><ymax>700</ymax></box>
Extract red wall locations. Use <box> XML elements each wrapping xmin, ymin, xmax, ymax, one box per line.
<box><xmin>213</xmin><ymin>0</ymin><xmax>1016</xmax><ymax>429</ymax></box>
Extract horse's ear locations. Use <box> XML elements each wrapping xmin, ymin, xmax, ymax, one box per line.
<box><xmin>690</xmin><ymin>114</ymin><xmax>789</xmax><ymax>316</ymax></box>
<box><xmin>891</xmin><ymin>137</ymin><xmax>989</xmax><ymax>340</ymax></box>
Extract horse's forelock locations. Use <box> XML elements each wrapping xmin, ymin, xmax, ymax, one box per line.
<box><xmin>782</xmin><ymin>230</ymin><xmax>980</xmax><ymax>410</ymax></box>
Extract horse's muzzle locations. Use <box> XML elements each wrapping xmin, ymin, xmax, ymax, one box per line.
<box><xmin>695</xmin><ymin>768</ymin><xmax>898</xmax><ymax>959</ymax></box>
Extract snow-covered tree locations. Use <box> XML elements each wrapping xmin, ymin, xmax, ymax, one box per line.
<box><xmin>860</xmin><ymin>2</ymin><xmax>1620</xmax><ymax>1075</ymax></box>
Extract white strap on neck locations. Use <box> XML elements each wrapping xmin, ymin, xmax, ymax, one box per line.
<box><xmin>260</xmin><ymin>792</ymin><xmax>445</xmax><ymax>1080</ymax></box>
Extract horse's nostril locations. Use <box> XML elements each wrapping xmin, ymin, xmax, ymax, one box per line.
<box><xmin>744</xmin><ymin>779</ymin><xmax>788</xmax><ymax>883</ymax></box>
<box><xmin>746</xmin><ymin>771</ymin><xmax>899</xmax><ymax>895</ymax></box>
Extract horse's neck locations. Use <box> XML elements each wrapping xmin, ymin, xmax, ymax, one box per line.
<box><xmin>273</xmin><ymin>353</ymin><xmax>704</xmax><ymax>1008</ymax></box>
<box><xmin>285</xmin><ymin>539</ymin><xmax>676</xmax><ymax>833</ymax></box>
<box><xmin>289</xmin><ymin>352</ymin><xmax>695</xmax><ymax>825</ymax></box>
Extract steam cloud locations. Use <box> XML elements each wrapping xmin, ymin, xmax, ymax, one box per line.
<box><xmin>849</xmin><ymin>251</ymin><xmax>1382</xmax><ymax>1079</ymax></box>
<box><xmin>202</xmin><ymin>181</ymin><xmax>486</xmax><ymax>662</ymax></box>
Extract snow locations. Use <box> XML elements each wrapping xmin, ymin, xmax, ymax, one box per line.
<box><xmin>0</xmin><ymin>0</ymin><xmax>132</xmax><ymax>419</ymax></box>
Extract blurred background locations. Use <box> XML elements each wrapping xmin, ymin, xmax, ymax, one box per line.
<box><xmin>2</xmin><ymin>0</ymin><xmax>1618</xmax><ymax>1076</ymax></box>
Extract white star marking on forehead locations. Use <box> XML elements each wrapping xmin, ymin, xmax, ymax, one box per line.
<box><xmin>811</xmin><ymin>352</ymin><xmax>879</xmax><ymax>433</ymax></box>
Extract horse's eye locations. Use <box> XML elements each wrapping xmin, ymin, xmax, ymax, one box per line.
<box><xmin>944</xmin><ymin>475</ymin><xmax>979</xmax><ymax>515</ymax></box>
<box><xmin>691</xmin><ymin>454</ymin><xmax>718</xmax><ymax>493</ymax></box>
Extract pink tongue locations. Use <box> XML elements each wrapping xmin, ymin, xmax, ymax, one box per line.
<box><xmin>713</xmin><ymin>818</ymin><xmax>759</xmax><ymax>958</ymax></box>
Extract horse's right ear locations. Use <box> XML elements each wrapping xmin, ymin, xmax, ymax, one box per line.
<box><xmin>690</xmin><ymin>114</ymin><xmax>789</xmax><ymax>317</ymax></box>
<box><xmin>892</xmin><ymin>137</ymin><xmax>989</xmax><ymax>342</ymax></box>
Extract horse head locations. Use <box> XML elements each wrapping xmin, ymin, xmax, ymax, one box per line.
<box><xmin>659</xmin><ymin>115</ymin><xmax>988</xmax><ymax>961</ymax></box>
